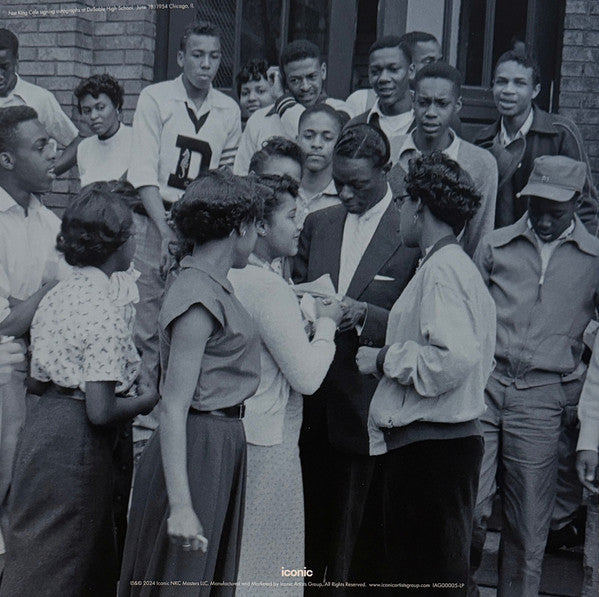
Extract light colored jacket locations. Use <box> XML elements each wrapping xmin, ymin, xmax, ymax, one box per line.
<box><xmin>368</xmin><ymin>240</ymin><xmax>496</xmax><ymax>455</ymax></box>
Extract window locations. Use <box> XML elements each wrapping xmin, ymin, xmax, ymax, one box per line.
<box><xmin>457</xmin><ymin>0</ymin><xmax>529</xmax><ymax>87</ymax></box>
<box><xmin>240</xmin><ymin>0</ymin><xmax>283</xmax><ymax>68</ymax></box>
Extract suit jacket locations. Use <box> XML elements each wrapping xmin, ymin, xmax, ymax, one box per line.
<box><xmin>292</xmin><ymin>200</ymin><xmax>420</xmax><ymax>455</ymax></box>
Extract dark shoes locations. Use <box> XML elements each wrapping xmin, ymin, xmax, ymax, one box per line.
<box><xmin>545</xmin><ymin>508</ymin><xmax>586</xmax><ymax>553</ymax></box>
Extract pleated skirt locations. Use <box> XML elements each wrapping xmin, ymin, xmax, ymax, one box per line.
<box><xmin>119</xmin><ymin>411</ymin><xmax>247</xmax><ymax>597</ymax></box>
<box><xmin>0</xmin><ymin>389</ymin><xmax>118</xmax><ymax>597</ymax></box>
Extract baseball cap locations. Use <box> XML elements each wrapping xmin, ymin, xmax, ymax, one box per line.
<box><xmin>518</xmin><ymin>155</ymin><xmax>586</xmax><ymax>202</ymax></box>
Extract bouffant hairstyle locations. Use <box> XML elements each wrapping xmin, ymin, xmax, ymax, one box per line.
<box><xmin>249</xmin><ymin>136</ymin><xmax>305</xmax><ymax>175</ymax></box>
<box><xmin>179</xmin><ymin>21</ymin><xmax>221</xmax><ymax>51</ymax></box>
<box><xmin>494</xmin><ymin>49</ymin><xmax>540</xmax><ymax>86</ymax></box>
<box><xmin>74</xmin><ymin>74</ymin><xmax>124</xmax><ymax>113</ymax></box>
<box><xmin>57</xmin><ymin>182</ymin><xmax>133</xmax><ymax>267</ymax></box>
<box><xmin>235</xmin><ymin>59</ymin><xmax>269</xmax><ymax>97</ymax></box>
<box><xmin>298</xmin><ymin>103</ymin><xmax>348</xmax><ymax>134</ymax></box>
<box><xmin>0</xmin><ymin>106</ymin><xmax>38</xmax><ymax>153</ymax></box>
<box><xmin>405</xmin><ymin>151</ymin><xmax>481</xmax><ymax>234</ymax></box>
<box><xmin>257</xmin><ymin>174</ymin><xmax>299</xmax><ymax>222</ymax></box>
<box><xmin>171</xmin><ymin>169</ymin><xmax>264</xmax><ymax>246</ymax></box>
<box><xmin>334</xmin><ymin>123</ymin><xmax>390</xmax><ymax>169</ymax></box>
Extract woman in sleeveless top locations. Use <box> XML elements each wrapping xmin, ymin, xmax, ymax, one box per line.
<box><xmin>119</xmin><ymin>170</ymin><xmax>265</xmax><ymax>596</ymax></box>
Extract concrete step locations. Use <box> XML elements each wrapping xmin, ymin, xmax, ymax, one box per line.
<box><xmin>474</xmin><ymin>531</ymin><xmax>584</xmax><ymax>596</ymax></box>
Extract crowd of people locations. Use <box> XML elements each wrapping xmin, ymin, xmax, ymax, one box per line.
<box><xmin>0</xmin><ymin>17</ymin><xmax>597</xmax><ymax>597</ymax></box>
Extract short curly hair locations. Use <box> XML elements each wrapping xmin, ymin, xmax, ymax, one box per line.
<box><xmin>249</xmin><ymin>136</ymin><xmax>305</xmax><ymax>176</ymax></box>
<box><xmin>257</xmin><ymin>174</ymin><xmax>299</xmax><ymax>222</ymax></box>
<box><xmin>171</xmin><ymin>169</ymin><xmax>264</xmax><ymax>246</ymax></box>
<box><xmin>57</xmin><ymin>182</ymin><xmax>133</xmax><ymax>267</ymax></box>
<box><xmin>235</xmin><ymin>58</ymin><xmax>269</xmax><ymax>97</ymax></box>
<box><xmin>74</xmin><ymin>74</ymin><xmax>124</xmax><ymax>113</ymax></box>
<box><xmin>405</xmin><ymin>151</ymin><xmax>481</xmax><ymax>233</ymax></box>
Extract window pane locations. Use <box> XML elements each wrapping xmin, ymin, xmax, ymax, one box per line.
<box><xmin>288</xmin><ymin>0</ymin><xmax>331</xmax><ymax>57</ymax></box>
<box><xmin>457</xmin><ymin>0</ymin><xmax>529</xmax><ymax>88</ymax></box>
<box><xmin>352</xmin><ymin>0</ymin><xmax>378</xmax><ymax>91</ymax></box>
<box><xmin>194</xmin><ymin>0</ymin><xmax>236</xmax><ymax>88</ymax></box>
<box><xmin>458</xmin><ymin>0</ymin><xmax>487</xmax><ymax>86</ymax></box>
<box><xmin>492</xmin><ymin>0</ymin><xmax>529</xmax><ymax>68</ymax></box>
<box><xmin>240</xmin><ymin>0</ymin><xmax>283</xmax><ymax>67</ymax></box>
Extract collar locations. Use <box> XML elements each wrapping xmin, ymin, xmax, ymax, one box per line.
<box><xmin>266</xmin><ymin>90</ymin><xmax>329</xmax><ymax>117</ymax></box>
<box><xmin>418</xmin><ymin>235</ymin><xmax>460</xmax><ymax>269</ymax></box>
<box><xmin>492</xmin><ymin>213</ymin><xmax>599</xmax><ymax>256</ymax></box>
<box><xmin>6</xmin><ymin>74</ymin><xmax>25</xmax><ymax>100</ymax></box>
<box><xmin>78</xmin><ymin>265</ymin><xmax>141</xmax><ymax>306</ymax></box>
<box><xmin>353</xmin><ymin>184</ymin><xmax>393</xmax><ymax>223</ymax></box>
<box><xmin>369</xmin><ymin>100</ymin><xmax>413</xmax><ymax>124</ymax></box>
<box><xmin>179</xmin><ymin>254</ymin><xmax>234</xmax><ymax>293</ymax></box>
<box><xmin>499</xmin><ymin>108</ymin><xmax>534</xmax><ymax>146</ymax></box>
<box><xmin>171</xmin><ymin>75</ymin><xmax>225</xmax><ymax>110</ymax></box>
<box><xmin>0</xmin><ymin>187</ymin><xmax>41</xmax><ymax>214</ymax></box>
<box><xmin>247</xmin><ymin>252</ymin><xmax>279</xmax><ymax>273</ymax></box>
<box><xmin>399</xmin><ymin>129</ymin><xmax>460</xmax><ymax>161</ymax></box>
<box><xmin>477</xmin><ymin>104</ymin><xmax>558</xmax><ymax>143</ymax></box>
<box><xmin>298</xmin><ymin>178</ymin><xmax>337</xmax><ymax>202</ymax></box>
<box><xmin>526</xmin><ymin>218</ymin><xmax>575</xmax><ymax>247</ymax></box>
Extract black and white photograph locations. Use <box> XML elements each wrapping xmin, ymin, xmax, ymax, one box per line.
<box><xmin>0</xmin><ymin>0</ymin><xmax>597</xmax><ymax>595</ymax></box>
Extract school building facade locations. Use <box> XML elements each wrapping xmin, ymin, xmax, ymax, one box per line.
<box><xmin>0</xmin><ymin>0</ymin><xmax>597</xmax><ymax>207</ymax></box>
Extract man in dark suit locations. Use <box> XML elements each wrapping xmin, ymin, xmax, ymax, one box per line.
<box><xmin>293</xmin><ymin>123</ymin><xmax>420</xmax><ymax>592</ymax></box>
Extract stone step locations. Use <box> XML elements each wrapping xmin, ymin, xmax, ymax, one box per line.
<box><xmin>474</xmin><ymin>531</ymin><xmax>584</xmax><ymax>596</ymax></box>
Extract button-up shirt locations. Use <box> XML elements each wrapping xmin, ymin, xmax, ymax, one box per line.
<box><xmin>396</xmin><ymin>129</ymin><xmax>461</xmax><ymax>172</ymax></box>
<box><xmin>0</xmin><ymin>75</ymin><xmax>78</xmax><ymax>146</ymax></box>
<box><xmin>498</xmin><ymin>108</ymin><xmax>534</xmax><ymax>147</ymax></box>
<box><xmin>0</xmin><ymin>187</ymin><xmax>70</xmax><ymax>324</ymax></box>
<box><xmin>338</xmin><ymin>185</ymin><xmax>393</xmax><ymax>296</ymax></box>
<box><xmin>296</xmin><ymin>179</ymin><xmax>340</xmax><ymax>227</ymax></box>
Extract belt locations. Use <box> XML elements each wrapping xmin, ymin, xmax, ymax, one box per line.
<box><xmin>194</xmin><ymin>403</ymin><xmax>245</xmax><ymax>419</ymax></box>
<box><xmin>133</xmin><ymin>199</ymin><xmax>173</xmax><ymax>217</ymax></box>
<box><xmin>28</xmin><ymin>380</ymin><xmax>85</xmax><ymax>400</ymax></box>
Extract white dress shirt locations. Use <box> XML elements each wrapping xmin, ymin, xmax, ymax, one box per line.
<box><xmin>0</xmin><ymin>75</ymin><xmax>78</xmax><ymax>147</ymax></box>
<box><xmin>0</xmin><ymin>187</ymin><xmax>70</xmax><ymax>324</ymax></box>
<box><xmin>337</xmin><ymin>185</ymin><xmax>393</xmax><ymax>296</ymax></box>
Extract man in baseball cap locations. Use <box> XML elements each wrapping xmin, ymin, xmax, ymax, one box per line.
<box><xmin>469</xmin><ymin>154</ymin><xmax>599</xmax><ymax>596</ymax></box>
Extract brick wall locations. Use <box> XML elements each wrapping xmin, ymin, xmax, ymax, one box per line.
<box><xmin>559</xmin><ymin>0</ymin><xmax>599</xmax><ymax>180</ymax></box>
<box><xmin>0</xmin><ymin>0</ymin><xmax>157</xmax><ymax>209</ymax></box>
